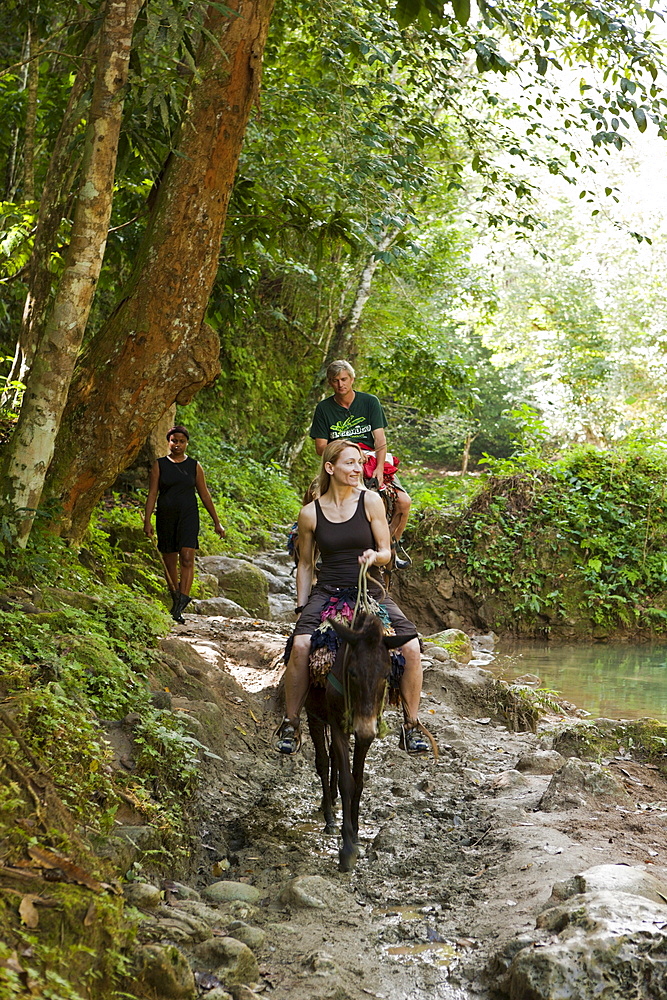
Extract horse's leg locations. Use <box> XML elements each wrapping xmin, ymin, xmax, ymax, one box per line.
<box><xmin>330</xmin><ymin>723</ymin><xmax>357</xmax><ymax>872</ymax></box>
<box><xmin>308</xmin><ymin>713</ymin><xmax>336</xmax><ymax>834</ymax></box>
<box><xmin>351</xmin><ymin>736</ymin><xmax>372</xmax><ymax>846</ymax></box>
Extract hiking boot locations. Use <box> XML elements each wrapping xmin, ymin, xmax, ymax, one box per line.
<box><xmin>172</xmin><ymin>593</ymin><xmax>192</xmax><ymax>622</ymax></box>
<box><xmin>274</xmin><ymin>718</ymin><xmax>301</xmax><ymax>755</ymax></box>
<box><xmin>400</xmin><ymin>723</ymin><xmax>430</xmax><ymax>755</ymax></box>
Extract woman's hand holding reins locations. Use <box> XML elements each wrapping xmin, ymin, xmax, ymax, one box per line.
<box><xmin>359</xmin><ymin>548</ymin><xmax>377</xmax><ymax>566</ymax></box>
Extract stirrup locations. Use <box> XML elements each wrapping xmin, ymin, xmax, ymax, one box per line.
<box><xmin>273</xmin><ymin>718</ymin><xmax>301</xmax><ymax>755</ymax></box>
<box><xmin>392</xmin><ymin>541</ymin><xmax>412</xmax><ymax>570</ymax></box>
<box><xmin>399</xmin><ymin>720</ymin><xmax>430</xmax><ymax>755</ymax></box>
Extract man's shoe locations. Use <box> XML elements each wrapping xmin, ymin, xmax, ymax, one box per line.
<box><xmin>400</xmin><ymin>723</ymin><xmax>430</xmax><ymax>755</ymax></box>
<box><xmin>274</xmin><ymin>718</ymin><xmax>301</xmax><ymax>754</ymax></box>
<box><xmin>394</xmin><ymin>542</ymin><xmax>412</xmax><ymax>570</ymax></box>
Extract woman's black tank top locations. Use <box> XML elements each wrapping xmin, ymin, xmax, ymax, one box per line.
<box><xmin>314</xmin><ymin>492</ymin><xmax>375</xmax><ymax>588</ymax></box>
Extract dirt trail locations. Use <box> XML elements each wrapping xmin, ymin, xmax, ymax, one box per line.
<box><xmin>162</xmin><ymin>612</ymin><xmax>667</xmax><ymax>1000</ymax></box>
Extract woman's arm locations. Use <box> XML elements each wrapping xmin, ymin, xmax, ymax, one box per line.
<box><xmin>143</xmin><ymin>461</ymin><xmax>160</xmax><ymax>537</ymax></box>
<box><xmin>360</xmin><ymin>490</ymin><xmax>392</xmax><ymax>566</ymax></box>
<box><xmin>295</xmin><ymin>503</ymin><xmax>316</xmax><ymax>611</ymax></box>
<box><xmin>195</xmin><ymin>463</ymin><xmax>226</xmax><ymax>538</ymax></box>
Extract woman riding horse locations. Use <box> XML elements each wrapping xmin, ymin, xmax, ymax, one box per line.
<box><xmin>275</xmin><ymin>439</ymin><xmax>429</xmax><ymax>755</ymax></box>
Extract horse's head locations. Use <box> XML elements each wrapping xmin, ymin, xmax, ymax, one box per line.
<box><xmin>330</xmin><ymin>613</ymin><xmax>404</xmax><ymax>740</ymax></box>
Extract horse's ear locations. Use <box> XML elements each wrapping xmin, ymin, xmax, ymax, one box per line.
<box><xmin>330</xmin><ymin>619</ymin><xmax>361</xmax><ymax>645</ymax></box>
<box><xmin>382</xmin><ymin>634</ymin><xmax>408</xmax><ymax>650</ymax></box>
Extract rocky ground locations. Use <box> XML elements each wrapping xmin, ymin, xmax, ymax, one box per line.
<box><xmin>117</xmin><ymin>549</ymin><xmax>667</xmax><ymax>1000</ymax></box>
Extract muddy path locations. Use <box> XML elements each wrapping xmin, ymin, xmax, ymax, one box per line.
<box><xmin>155</xmin><ymin>605</ymin><xmax>667</xmax><ymax>1000</ymax></box>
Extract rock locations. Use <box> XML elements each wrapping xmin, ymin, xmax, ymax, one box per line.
<box><xmin>123</xmin><ymin>882</ymin><xmax>162</xmax><ymax>908</ymax></box>
<box><xmin>424</xmin><ymin>629</ymin><xmax>473</xmax><ymax>664</ymax></box>
<box><xmin>268</xmin><ymin>594</ymin><xmax>296</xmax><ymax>623</ymax></box>
<box><xmin>473</xmin><ymin>632</ymin><xmax>497</xmax><ymax>652</ymax></box>
<box><xmin>152</xmin><ymin>906</ymin><xmax>213</xmax><ymax>943</ymax></box>
<box><xmin>539</xmin><ymin>758</ymin><xmax>633</xmax><ymax>812</ymax></box>
<box><xmin>547</xmin><ymin>865</ymin><xmax>667</xmax><ymax>908</ymax></box>
<box><xmin>205</xmin><ymin>990</ymin><xmax>232</xmax><ymax>1000</ymax></box>
<box><xmin>429</xmin><ymin>646</ymin><xmax>456</xmax><ymax>664</ymax></box>
<box><xmin>135</xmin><ymin>943</ymin><xmax>196</xmax><ymax>999</ymax></box>
<box><xmin>173</xmin><ymin>900</ymin><xmax>229</xmax><ymax>930</ymax></box>
<box><xmin>279</xmin><ymin>875</ymin><xmax>339</xmax><ymax>909</ymax></box>
<box><xmin>91</xmin><ymin>833</ymin><xmax>138</xmax><ymax>873</ymax></box>
<box><xmin>194</xmin><ymin>597</ymin><xmax>251</xmax><ymax>617</ymax></box>
<box><xmin>164</xmin><ymin>882</ymin><xmax>201</xmax><ymax>902</ymax></box>
<box><xmin>489</xmin><ymin>770</ymin><xmax>531</xmax><ymax>794</ymax></box>
<box><xmin>192</xmin><ymin>937</ymin><xmax>259</xmax><ymax>987</ymax></box>
<box><xmin>196</xmin><ymin>572</ymin><xmax>220</xmax><ymax>599</ymax></box>
<box><xmin>203</xmin><ymin>881</ymin><xmax>261</xmax><ymax>905</ymax></box>
<box><xmin>496</xmin><ymin>890</ymin><xmax>667</xmax><ymax>1000</ymax></box>
<box><xmin>197</xmin><ymin>557</ymin><xmax>270</xmax><ymax>619</ymax></box>
<box><xmin>113</xmin><ymin>825</ymin><xmax>163</xmax><ymax>852</ymax></box>
<box><xmin>228</xmin><ymin>901</ymin><xmax>258</xmax><ymax>922</ymax></box>
<box><xmin>515</xmin><ymin>750</ymin><xmax>565</xmax><ymax>775</ymax></box>
<box><xmin>227</xmin><ymin>920</ymin><xmax>266</xmax><ymax>951</ymax></box>
<box><xmin>305</xmin><ymin>950</ymin><xmax>337</xmax><ymax>974</ymax></box>
<box><xmin>513</xmin><ymin>673</ymin><xmax>541</xmax><ymax>686</ymax></box>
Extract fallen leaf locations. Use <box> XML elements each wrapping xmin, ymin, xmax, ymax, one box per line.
<box><xmin>19</xmin><ymin>895</ymin><xmax>40</xmax><ymax>929</ymax></box>
<box><xmin>83</xmin><ymin>901</ymin><xmax>97</xmax><ymax>926</ymax></box>
<box><xmin>27</xmin><ymin>846</ymin><xmax>102</xmax><ymax>892</ymax></box>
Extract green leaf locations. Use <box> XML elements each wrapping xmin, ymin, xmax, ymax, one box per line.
<box><xmin>633</xmin><ymin>107</ymin><xmax>648</xmax><ymax>132</ymax></box>
<box><xmin>451</xmin><ymin>0</ymin><xmax>471</xmax><ymax>27</ymax></box>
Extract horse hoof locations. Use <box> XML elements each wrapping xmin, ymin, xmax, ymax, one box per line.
<box><xmin>324</xmin><ymin>823</ymin><xmax>338</xmax><ymax>836</ymax></box>
<box><xmin>338</xmin><ymin>849</ymin><xmax>359</xmax><ymax>872</ymax></box>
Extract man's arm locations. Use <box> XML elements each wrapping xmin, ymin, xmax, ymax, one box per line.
<box><xmin>372</xmin><ymin>427</ymin><xmax>387</xmax><ymax>488</ymax></box>
<box><xmin>314</xmin><ymin>438</ymin><xmax>328</xmax><ymax>456</ymax></box>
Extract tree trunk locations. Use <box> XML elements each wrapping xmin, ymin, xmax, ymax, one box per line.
<box><xmin>2</xmin><ymin>34</ymin><xmax>98</xmax><ymax>408</ymax></box>
<box><xmin>282</xmin><ymin>230</ymin><xmax>396</xmax><ymax>469</ymax></box>
<box><xmin>44</xmin><ymin>0</ymin><xmax>276</xmax><ymax>543</ymax></box>
<box><xmin>22</xmin><ymin>23</ymin><xmax>40</xmax><ymax>201</ymax></box>
<box><xmin>461</xmin><ymin>430</ymin><xmax>478</xmax><ymax>475</ymax></box>
<box><xmin>3</xmin><ymin>0</ymin><xmax>142</xmax><ymax>545</ymax></box>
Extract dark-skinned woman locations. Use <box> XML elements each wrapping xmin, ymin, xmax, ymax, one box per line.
<box><xmin>143</xmin><ymin>425</ymin><xmax>225</xmax><ymax>622</ymax></box>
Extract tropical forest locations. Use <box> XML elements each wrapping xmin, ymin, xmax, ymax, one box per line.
<box><xmin>2</xmin><ymin>1</ymin><xmax>667</xmax><ymax>998</ymax></box>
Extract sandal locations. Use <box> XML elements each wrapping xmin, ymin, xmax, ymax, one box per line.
<box><xmin>400</xmin><ymin>722</ymin><xmax>430</xmax><ymax>755</ymax></box>
<box><xmin>274</xmin><ymin>718</ymin><xmax>301</xmax><ymax>755</ymax></box>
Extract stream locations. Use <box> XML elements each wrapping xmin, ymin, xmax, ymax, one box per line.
<box><xmin>492</xmin><ymin>641</ymin><xmax>667</xmax><ymax>721</ymax></box>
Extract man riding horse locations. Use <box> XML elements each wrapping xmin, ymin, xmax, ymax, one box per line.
<box><xmin>310</xmin><ymin>359</ymin><xmax>412</xmax><ymax>570</ymax></box>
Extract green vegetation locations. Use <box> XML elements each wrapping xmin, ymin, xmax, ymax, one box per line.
<box><xmin>411</xmin><ymin>444</ymin><xmax>667</xmax><ymax>635</ymax></box>
<box><xmin>553</xmin><ymin>718</ymin><xmax>667</xmax><ymax>776</ymax></box>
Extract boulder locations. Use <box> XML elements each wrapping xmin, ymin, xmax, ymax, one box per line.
<box><xmin>194</xmin><ymin>597</ymin><xmax>251</xmax><ymax>617</ymax></box>
<box><xmin>493</xmin><ymin>890</ymin><xmax>667</xmax><ymax>1000</ymax></box>
<box><xmin>227</xmin><ymin>920</ymin><xmax>266</xmax><ymax>951</ymax></box>
<box><xmin>198</xmin><ymin>557</ymin><xmax>269</xmax><ymax>619</ymax></box>
<box><xmin>192</xmin><ymin>937</ymin><xmax>259</xmax><ymax>987</ymax></box>
<box><xmin>196</xmin><ymin>572</ymin><xmax>219</xmax><ymax>599</ymax></box>
<box><xmin>278</xmin><ymin>875</ymin><xmax>348</xmax><ymax>910</ymax></box>
<box><xmin>203</xmin><ymin>881</ymin><xmax>261</xmax><ymax>905</ymax></box>
<box><xmin>135</xmin><ymin>943</ymin><xmax>196</xmax><ymax>999</ymax></box>
<box><xmin>515</xmin><ymin>750</ymin><xmax>565</xmax><ymax>775</ymax></box>
<box><xmin>548</xmin><ymin>865</ymin><xmax>667</xmax><ymax>907</ymax></box>
<box><xmin>123</xmin><ymin>882</ymin><xmax>162</xmax><ymax>909</ymax></box>
<box><xmin>424</xmin><ymin>629</ymin><xmax>473</xmax><ymax>664</ymax></box>
<box><xmin>539</xmin><ymin>758</ymin><xmax>633</xmax><ymax>812</ymax></box>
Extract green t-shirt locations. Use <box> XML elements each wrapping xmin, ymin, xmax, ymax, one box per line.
<box><xmin>310</xmin><ymin>391</ymin><xmax>387</xmax><ymax>449</ymax></box>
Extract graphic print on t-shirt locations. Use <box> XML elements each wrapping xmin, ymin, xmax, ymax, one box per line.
<box><xmin>329</xmin><ymin>414</ymin><xmax>372</xmax><ymax>440</ymax></box>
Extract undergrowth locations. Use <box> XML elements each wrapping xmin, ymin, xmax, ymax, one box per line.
<box><xmin>411</xmin><ymin>444</ymin><xmax>667</xmax><ymax>634</ymax></box>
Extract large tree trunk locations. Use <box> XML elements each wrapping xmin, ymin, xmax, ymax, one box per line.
<box><xmin>44</xmin><ymin>0</ymin><xmax>276</xmax><ymax>543</ymax></box>
<box><xmin>3</xmin><ymin>0</ymin><xmax>140</xmax><ymax>545</ymax></box>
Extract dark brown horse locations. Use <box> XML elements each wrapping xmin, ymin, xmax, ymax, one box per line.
<box><xmin>305</xmin><ymin>613</ymin><xmax>405</xmax><ymax>872</ymax></box>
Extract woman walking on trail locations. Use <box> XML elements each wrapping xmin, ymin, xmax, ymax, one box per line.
<box><xmin>144</xmin><ymin>425</ymin><xmax>225</xmax><ymax>623</ymax></box>
<box><xmin>275</xmin><ymin>438</ymin><xmax>429</xmax><ymax>756</ymax></box>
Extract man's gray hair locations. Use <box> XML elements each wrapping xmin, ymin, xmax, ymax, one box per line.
<box><xmin>326</xmin><ymin>359</ymin><xmax>355</xmax><ymax>381</ymax></box>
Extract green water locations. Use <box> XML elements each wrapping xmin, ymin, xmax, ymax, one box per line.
<box><xmin>492</xmin><ymin>642</ymin><xmax>667</xmax><ymax>722</ymax></box>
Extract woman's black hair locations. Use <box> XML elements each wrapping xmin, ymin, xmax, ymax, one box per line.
<box><xmin>166</xmin><ymin>424</ymin><xmax>189</xmax><ymax>440</ymax></box>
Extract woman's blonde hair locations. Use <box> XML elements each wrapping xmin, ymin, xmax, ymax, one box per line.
<box><xmin>316</xmin><ymin>439</ymin><xmax>364</xmax><ymax>497</ymax></box>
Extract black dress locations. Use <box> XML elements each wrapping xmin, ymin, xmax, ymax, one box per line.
<box><xmin>155</xmin><ymin>456</ymin><xmax>199</xmax><ymax>553</ymax></box>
